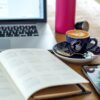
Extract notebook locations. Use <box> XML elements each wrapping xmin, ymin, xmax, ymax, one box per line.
<box><xmin>0</xmin><ymin>0</ymin><xmax>56</xmax><ymax>51</ymax></box>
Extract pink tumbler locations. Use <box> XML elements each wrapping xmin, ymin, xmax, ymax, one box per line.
<box><xmin>55</xmin><ymin>0</ymin><xmax>76</xmax><ymax>34</ymax></box>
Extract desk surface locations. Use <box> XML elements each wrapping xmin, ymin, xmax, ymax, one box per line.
<box><xmin>55</xmin><ymin>34</ymin><xmax>100</xmax><ymax>100</ymax></box>
<box><xmin>47</xmin><ymin>0</ymin><xmax>100</xmax><ymax>99</ymax></box>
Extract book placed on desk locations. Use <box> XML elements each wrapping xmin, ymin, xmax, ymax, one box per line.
<box><xmin>0</xmin><ymin>49</ymin><xmax>89</xmax><ymax>100</ymax></box>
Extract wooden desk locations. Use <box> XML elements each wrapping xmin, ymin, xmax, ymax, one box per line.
<box><xmin>47</xmin><ymin>0</ymin><xmax>100</xmax><ymax>99</ymax></box>
<box><xmin>55</xmin><ymin>33</ymin><xmax>100</xmax><ymax>100</ymax></box>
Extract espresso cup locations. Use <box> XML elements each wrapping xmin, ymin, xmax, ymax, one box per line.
<box><xmin>66</xmin><ymin>30</ymin><xmax>97</xmax><ymax>54</ymax></box>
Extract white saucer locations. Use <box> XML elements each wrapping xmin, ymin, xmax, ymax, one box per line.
<box><xmin>53</xmin><ymin>42</ymin><xmax>97</xmax><ymax>63</ymax></box>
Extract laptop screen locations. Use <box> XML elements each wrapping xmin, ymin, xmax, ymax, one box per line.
<box><xmin>0</xmin><ymin>0</ymin><xmax>46</xmax><ymax>23</ymax></box>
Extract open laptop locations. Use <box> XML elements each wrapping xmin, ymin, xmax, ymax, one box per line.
<box><xmin>0</xmin><ymin>0</ymin><xmax>56</xmax><ymax>51</ymax></box>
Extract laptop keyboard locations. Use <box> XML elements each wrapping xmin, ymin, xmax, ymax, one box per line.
<box><xmin>0</xmin><ymin>25</ymin><xmax>38</xmax><ymax>37</ymax></box>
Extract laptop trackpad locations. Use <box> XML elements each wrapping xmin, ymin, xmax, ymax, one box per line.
<box><xmin>0</xmin><ymin>39</ymin><xmax>10</xmax><ymax>49</ymax></box>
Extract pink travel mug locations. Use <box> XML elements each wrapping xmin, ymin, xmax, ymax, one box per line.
<box><xmin>55</xmin><ymin>0</ymin><xmax>76</xmax><ymax>34</ymax></box>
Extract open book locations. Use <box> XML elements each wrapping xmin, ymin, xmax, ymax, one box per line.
<box><xmin>0</xmin><ymin>49</ymin><xmax>89</xmax><ymax>100</ymax></box>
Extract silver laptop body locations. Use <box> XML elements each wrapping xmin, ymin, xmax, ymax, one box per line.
<box><xmin>0</xmin><ymin>0</ymin><xmax>56</xmax><ymax>51</ymax></box>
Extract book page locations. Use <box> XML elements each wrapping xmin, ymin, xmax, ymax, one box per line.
<box><xmin>0</xmin><ymin>64</ymin><xmax>25</xmax><ymax>100</ymax></box>
<box><xmin>0</xmin><ymin>49</ymin><xmax>88</xmax><ymax>99</ymax></box>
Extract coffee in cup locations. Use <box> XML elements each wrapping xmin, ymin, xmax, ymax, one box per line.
<box><xmin>66</xmin><ymin>30</ymin><xmax>97</xmax><ymax>54</ymax></box>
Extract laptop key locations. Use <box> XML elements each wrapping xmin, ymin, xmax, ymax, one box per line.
<box><xmin>0</xmin><ymin>32</ymin><xmax>5</xmax><ymax>37</ymax></box>
<box><xmin>6</xmin><ymin>32</ymin><xmax>13</xmax><ymax>37</ymax></box>
<box><xmin>13</xmin><ymin>33</ymin><xmax>19</xmax><ymax>37</ymax></box>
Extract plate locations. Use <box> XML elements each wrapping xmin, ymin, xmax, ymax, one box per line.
<box><xmin>53</xmin><ymin>41</ymin><xmax>97</xmax><ymax>63</ymax></box>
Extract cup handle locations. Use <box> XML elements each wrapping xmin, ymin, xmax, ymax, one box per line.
<box><xmin>86</xmin><ymin>38</ymin><xmax>97</xmax><ymax>51</ymax></box>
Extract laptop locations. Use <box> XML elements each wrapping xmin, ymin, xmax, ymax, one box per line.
<box><xmin>0</xmin><ymin>0</ymin><xmax>56</xmax><ymax>51</ymax></box>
